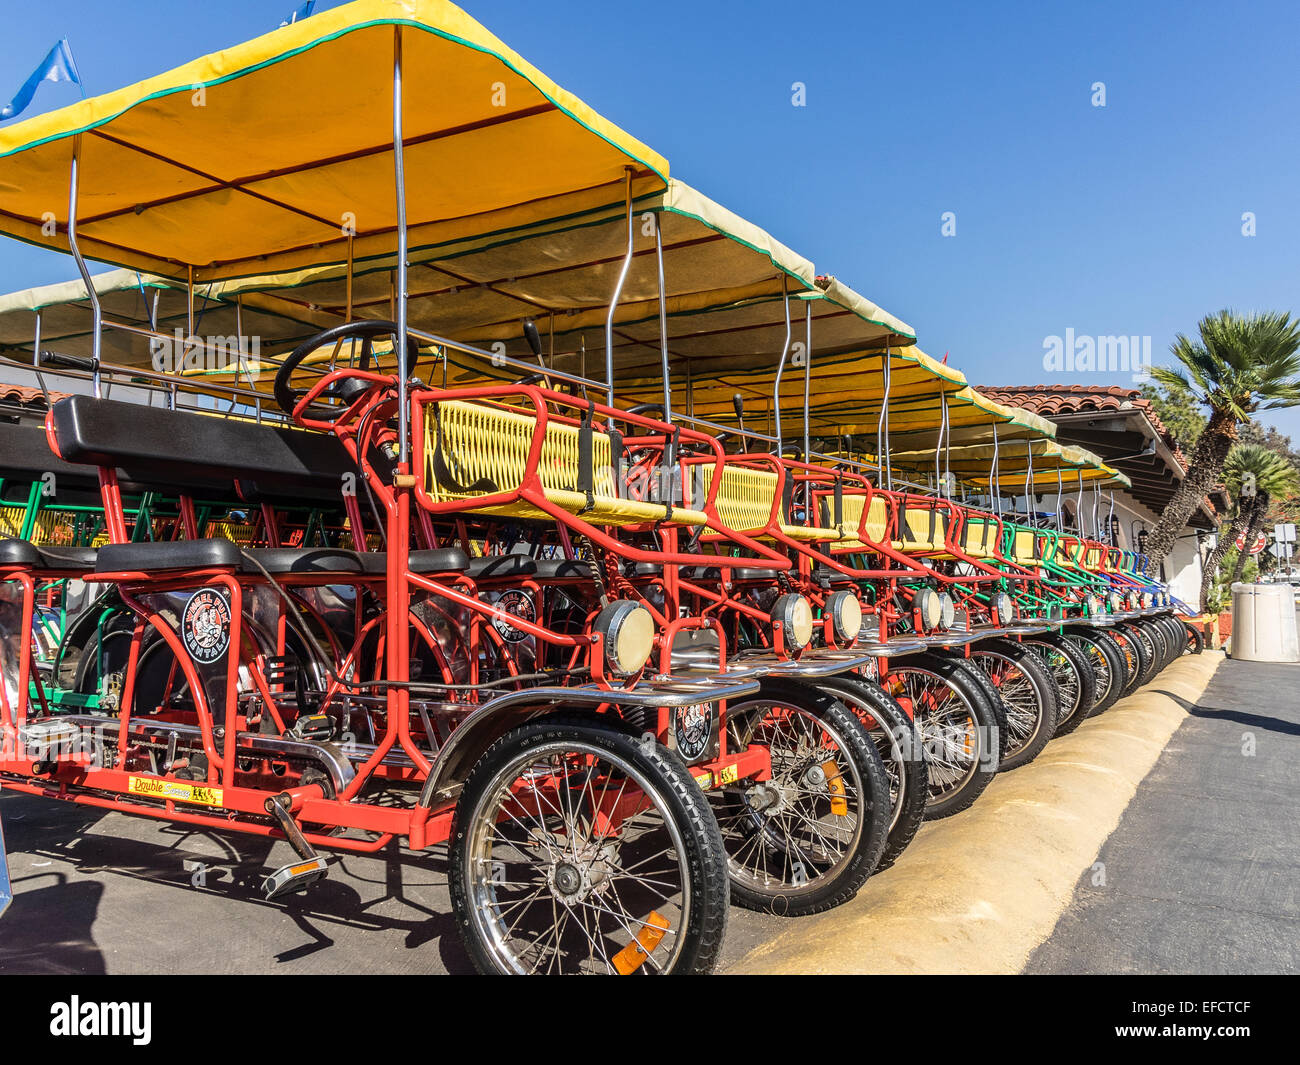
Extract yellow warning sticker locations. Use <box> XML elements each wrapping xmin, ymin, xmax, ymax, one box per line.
<box><xmin>692</xmin><ymin>770</ymin><xmax>713</xmax><ymax>790</ymax></box>
<box><xmin>127</xmin><ymin>776</ymin><xmax>224</xmax><ymax>807</ymax></box>
<box><xmin>718</xmin><ymin>763</ymin><xmax>739</xmax><ymax>786</ymax></box>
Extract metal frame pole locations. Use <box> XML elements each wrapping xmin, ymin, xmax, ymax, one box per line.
<box><xmin>877</xmin><ymin>348</ymin><xmax>892</xmax><ymax>490</ymax></box>
<box><xmin>991</xmin><ymin>422</ymin><xmax>1001</xmax><ymax>517</ymax></box>
<box><xmin>771</xmin><ymin>277</ymin><xmax>792</xmax><ymax>457</ymax></box>
<box><xmin>1024</xmin><ymin>443</ymin><xmax>1034</xmax><ymax>522</ymax></box>
<box><xmin>604</xmin><ymin>168</ymin><xmax>634</xmax><ymax>407</ymax></box>
<box><xmin>940</xmin><ymin>391</ymin><xmax>951</xmax><ymax>498</ymax></box>
<box><xmin>802</xmin><ymin>300</ymin><xmax>812</xmax><ymax>465</ymax></box>
<box><xmin>654</xmin><ymin>213</ymin><xmax>671</xmax><ymax>422</ymax></box>
<box><xmin>393</xmin><ymin>27</ymin><xmax>410</xmax><ymax>465</ymax></box>
<box><xmin>66</xmin><ymin>141</ymin><xmax>103</xmax><ymax>398</ymax></box>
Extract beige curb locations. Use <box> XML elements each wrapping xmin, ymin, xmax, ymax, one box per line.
<box><xmin>725</xmin><ymin>649</ymin><xmax>1226</xmax><ymax>975</ymax></box>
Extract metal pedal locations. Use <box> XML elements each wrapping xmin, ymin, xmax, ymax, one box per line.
<box><xmin>287</xmin><ymin>713</ymin><xmax>334</xmax><ymax>741</ymax></box>
<box><xmin>261</xmin><ymin>793</ymin><xmax>328</xmax><ymax>900</ymax></box>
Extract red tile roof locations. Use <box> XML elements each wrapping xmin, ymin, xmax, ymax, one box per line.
<box><xmin>976</xmin><ymin>384</ymin><xmax>1223</xmax><ymax>518</ymax></box>
<box><xmin>0</xmin><ymin>384</ymin><xmax>64</xmax><ymax>409</ymax></box>
<box><xmin>976</xmin><ymin>384</ymin><xmax>1189</xmax><ymax>466</ymax></box>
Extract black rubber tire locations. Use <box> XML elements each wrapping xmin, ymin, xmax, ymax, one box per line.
<box><xmin>1066</xmin><ymin>629</ymin><xmax>1127</xmax><ymax>717</ymax></box>
<box><xmin>882</xmin><ymin>653</ymin><xmax>1007</xmax><ymax>820</ymax></box>
<box><xmin>448</xmin><ymin>714</ymin><xmax>729</xmax><ymax>974</ymax></box>
<box><xmin>1146</xmin><ymin>618</ymin><xmax>1174</xmax><ymax>674</ymax></box>
<box><xmin>1144</xmin><ymin>616</ymin><xmax>1175</xmax><ymax>676</ymax></box>
<box><xmin>1105</xmin><ymin>624</ymin><xmax>1146</xmax><ymax>695</ymax></box>
<box><xmin>1147</xmin><ymin>617</ymin><xmax>1177</xmax><ymax>672</ymax></box>
<box><xmin>1118</xmin><ymin>621</ymin><xmax>1158</xmax><ymax>688</ymax></box>
<box><xmin>1159</xmin><ymin>615</ymin><xmax>1187</xmax><ymax>667</ymax></box>
<box><xmin>715</xmin><ymin>677</ymin><xmax>892</xmax><ymax>916</ymax></box>
<box><xmin>966</xmin><ymin>637</ymin><xmax>1060</xmax><ymax>771</ymax></box>
<box><xmin>817</xmin><ymin>673</ymin><xmax>928</xmax><ymax>871</ymax></box>
<box><xmin>1024</xmin><ymin>634</ymin><xmax>1096</xmax><ymax>737</ymax></box>
<box><xmin>1179</xmin><ymin>618</ymin><xmax>1204</xmax><ymax>655</ymax></box>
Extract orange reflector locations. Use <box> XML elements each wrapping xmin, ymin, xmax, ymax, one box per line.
<box><xmin>289</xmin><ymin>860</ymin><xmax>323</xmax><ymax>876</ymax></box>
<box><xmin>612</xmin><ymin>910</ymin><xmax>670</xmax><ymax>975</ymax></box>
<box><xmin>821</xmin><ymin>759</ymin><xmax>848</xmax><ymax>816</ymax></box>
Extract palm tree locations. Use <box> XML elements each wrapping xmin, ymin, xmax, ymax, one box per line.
<box><xmin>1145</xmin><ymin>310</ymin><xmax>1300</xmax><ymax>573</ymax></box>
<box><xmin>1200</xmin><ymin>444</ymin><xmax>1300</xmax><ymax>603</ymax></box>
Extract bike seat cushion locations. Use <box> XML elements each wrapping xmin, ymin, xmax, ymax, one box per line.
<box><xmin>0</xmin><ymin>538</ymin><xmax>41</xmax><ymax>567</ymax></box>
<box><xmin>95</xmin><ymin>538</ymin><xmax>243</xmax><ymax>573</ymax></box>
<box><xmin>622</xmin><ymin>561</ymin><xmax>662</xmax><ymax>578</ymax></box>
<box><xmin>356</xmin><ymin>549</ymin><xmax>471</xmax><ymax>574</ymax></box>
<box><xmin>532</xmin><ymin>558</ymin><xmax>595</xmax><ymax>579</ymax></box>
<box><xmin>465</xmin><ymin>554</ymin><xmax>536</xmax><ymax>579</ymax></box>
<box><xmin>37</xmin><ymin>546</ymin><xmax>98</xmax><ymax>570</ymax></box>
<box><xmin>241</xmin><ymin>548</ymin><xmax>365</xmax><ymax>574</ymax></box>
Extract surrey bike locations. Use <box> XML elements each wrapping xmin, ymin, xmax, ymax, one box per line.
<box><xmin>273</xmin><ymin>319</ymin><xmax>895</xmax><ymax>919</ymax></box>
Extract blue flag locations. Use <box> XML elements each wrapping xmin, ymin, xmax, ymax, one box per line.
<box><xmin>280</xmin><ymin>1</ymin><xmax>316</xmax><ymax>27</ymax></box>
<box><xmin>1</xmin><ymin>38</ymin><xmax>83</xmax><ymax>121</ymax></box>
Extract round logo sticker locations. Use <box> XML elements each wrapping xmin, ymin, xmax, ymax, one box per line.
<box><xmin>181</xmin><ymin>587</ymin><xmax>232</xmax><ymax>664</ymax></box>
<box><xmin>673</xmin><ymin>703</ymin><xmax>713</xmax><ymax>762</ymax></box>
<box><xmin>492</xmin><ymin>589</ymin><xmax>536</xmax><ymax>644</ymax></box>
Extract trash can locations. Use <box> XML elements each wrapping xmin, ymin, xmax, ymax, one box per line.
<box><xmin>1230</xmin><ymin>583</ymin><xmax>1300</xmax><ymax>662</ymax></box>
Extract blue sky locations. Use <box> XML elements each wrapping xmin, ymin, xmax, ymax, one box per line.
<box><xmin>3</xmin><ymin>0</ymin><xmax>1298</xmax><ymax>437</ymax></box>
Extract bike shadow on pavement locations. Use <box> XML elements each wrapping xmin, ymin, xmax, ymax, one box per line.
<box><xmin>1150</xmin><ymin>689</ymin><xmax>1300</xmax><ymax>738</ymax></box>
<box><xmin>0</xmin><ymin>792</ymin><xmax>472</xmax><ymax>974</ymax></box>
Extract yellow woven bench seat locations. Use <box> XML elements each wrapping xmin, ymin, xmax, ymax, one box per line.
<box><xmin>891</xmin><ymin>507</ymin><xmax>947</xmax><ymax>553</ymax></box>
<box><xmin>1010</xmin><ymin>529</ymin><xmax>1039</xmax><ymax>565</ymax></box>
<box><xmin>422</xmin><ymin>399</ymin><xmax>706</xmax><ymax>527</ymax></box>
<box><xmin>695</xmin><ymin>463</ymin><xmax>845</xmax><ymax>541</ymax></box>
<box><xmin>961</xmin><ymin>519</ymin><xmax>998</xmax><ymax>559</ymax></box>
<box><xmin>825</xmin><ymin>494</ymin><xmax>890</xmax><ymax>551</ymax></box>
<box><xmin>778</xmin><ymin>521</ymin><xmax>846</xmax><ymax>542</ymax></box>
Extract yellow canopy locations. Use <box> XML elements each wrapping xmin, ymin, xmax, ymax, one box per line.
<box><xmin>0</xmin><ymin>269</ymin><xmax>326</xmax><ymax>367</ymax></box>
<box><xmin>0</xmin><ymin>0</ymin><xmax>668</xmax><ymax>283</ymax></box>
<box><xmin>903</xmin><ymin>438</ymin><xmax>1129</xmax><ymax>489</ymax></box>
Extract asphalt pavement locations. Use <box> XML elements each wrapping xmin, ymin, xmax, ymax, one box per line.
<box><xmin>1</xmin><ymin>646</ymin><xmax>1295</xmax><ymax>975</ymax></box>
<box><xmin>1026</xmin><ymin>653</ymin><xmax>1300</xmax><ymax>974</ymax></box>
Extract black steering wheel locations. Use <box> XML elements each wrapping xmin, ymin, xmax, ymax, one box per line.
<box><xmin>274</xmin><ymin>320</ymin><xmax>422</xmax><ymax>422</ymax></box>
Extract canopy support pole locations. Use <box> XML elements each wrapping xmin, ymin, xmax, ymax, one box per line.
<box><xmin>940</xmin><ymin>391</ymin><xmax>951</xmax><ymax>498</ymax></box>
<box><xmin>1025</xmin><ymin>442</ymin><xmax>1034</xmax><ymax>523</ymax></box>
<box><xmin>1056</xmin><ymin>470</ymin><xmax>1064</xmax><ymax>533</ymax></box>
<box><xmin>346</xmin><ymin>233</ymin><xmax>354</xmax><ymax>321</ymax></box>
<box><xmin>991</xmin><ymin>422</ymin><xmax>1001</xmax><ymax>517</ymax></box>
<box><xmin>877</xmin><ymin>347</ymin><xmax>892</xmax><ymax>490</ymax></box>
<box><xmin>32</xmin><ymin>311</ymin><xmax>40</xmax><ymax>368</ymax></box>
<box><xmin>771</xmin><ymin>277</ymin><xmax>791</xmax><ymax>458</ymax></box>
<box><xmin>66</xmin><ymin>140</ymin><xmax>102</xmax><ymax>399</ymax></box>
<box><xmin>393</xmin><ymin>25</ymin><xmax>410</xmax><ymax>466</ymax></box>
<box><xmin>802</xmin><ymin>300</ymin><xmax>812</xmax><ymax>466</ymax></box>
<box><xmin>604</xmin><ymin>168</ymin><xmax>634</xmax><ymax>407</ymax></box>
<box><xmin>654</xmin><ymin>213</ymin><xmax>671</xmax><ymax>423</ymax></box>
<box><xmin>1077</xmin><ymin>469</ymin><xmax>1086</xmax><ymax>537</ymax></box>
<box><xmin>230</xmin><ymin>296</ymin><xmax>245</xmax><ymax>415</ymax></box>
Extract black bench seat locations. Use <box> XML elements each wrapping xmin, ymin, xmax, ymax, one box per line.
<box><xmin>0</xmin><ymin>539</ymin><xmax>42</xmax><ymax>567</ymax></box>
<box><xmin>356</xmin><ymin>549</ymin><xmax>471</xmax><ymax>575</ymax></box>
<box><xmin>37</xmin><ymin>546</ymin><xmax>99</xmax><ymax>570</ymax></box>
<box><xmin>241</xmin><ymin>548</ymin><xmax>366</xmax><ymax>574</ymax></box>
<box><xmin>96</xmin><ymin>538</ymin><xmax>243</xmax><ymax>573</ymax></box>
